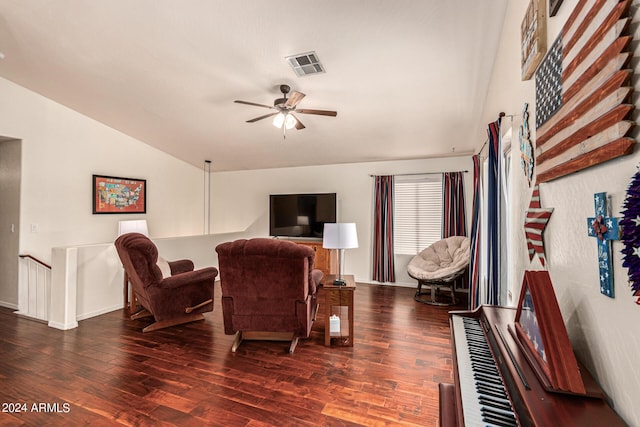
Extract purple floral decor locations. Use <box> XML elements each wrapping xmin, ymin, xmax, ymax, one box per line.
<box><xmin>620</xmin><ymin>169</ymin><xmax>640</xmax><ymax>304</ymax></box>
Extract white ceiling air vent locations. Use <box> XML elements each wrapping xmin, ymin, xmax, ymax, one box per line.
<box><xmin>285</xmin><ymin>51</ymin><xmax>325</xmax><ymax>77</ymax></box>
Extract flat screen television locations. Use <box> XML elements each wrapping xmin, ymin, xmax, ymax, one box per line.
<box><xmin>269</xmin><ymin>193</ymin><xmax>336</xmax><ymax>238</ymax></box>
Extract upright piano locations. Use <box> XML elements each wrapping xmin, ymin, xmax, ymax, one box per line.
<box><xmin>440</xmin><ymin>271</ymin><xmax>627</xmax><ymax>427</ymax></box>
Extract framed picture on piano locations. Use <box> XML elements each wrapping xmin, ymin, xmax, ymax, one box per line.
<box><xmin>512</xmin><ymin>271</ymin><xmax>588</xmax><ymax>395</ymax></box>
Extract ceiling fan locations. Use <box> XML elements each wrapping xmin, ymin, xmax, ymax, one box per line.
<box><xmin>234</xmin><ymin>84</ymin><xmax>337</xmax><ymax>138</ymax></box>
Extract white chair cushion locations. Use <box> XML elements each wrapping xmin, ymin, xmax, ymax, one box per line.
<box><xmin>407</xmin><ymin>236</ymin><xmax>470</xmax><ymax>281</ymax></box>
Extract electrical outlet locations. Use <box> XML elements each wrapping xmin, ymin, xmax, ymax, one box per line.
<box><xmin>30</xmin><ymin>223</ymin><xmax>38</xmax><ymax>233</ymax></box>
<box><xmin>10</xmin><ymin>224</ymin><xmax>15</xmax><ymax>233</ymax></box>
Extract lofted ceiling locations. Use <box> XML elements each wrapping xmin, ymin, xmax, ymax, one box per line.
<box><xmin>0</xmin><ymin>0</ymin><xmax>507</xmax><ymax>172</ymax></box>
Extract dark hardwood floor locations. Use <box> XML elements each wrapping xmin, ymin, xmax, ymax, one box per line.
<box><xmin>0</xmin><ymin>283</ymin><xmax>462</xmax><ymax>426</ymax></box>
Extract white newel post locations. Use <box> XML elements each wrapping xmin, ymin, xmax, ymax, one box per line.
<box><xmin>49</xmin><ymin>247</ymin><xmax>79</xmax><ymax>330</ymax></box>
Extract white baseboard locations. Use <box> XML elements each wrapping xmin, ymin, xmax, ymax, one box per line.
<box><xmin>0</xmin><ymin>300</ymin><xmax>18</xmax><ymax>310</ymax></box>
<box><xmin>13</xmin><ymin>311</ymin><xmax>48</xmax><ymax>324</ymax></box>
<box><xmin>393</xmin><ymin>282</ymin><xmax>417</xmax><ymax>288</ymax></box>
<box><xmin>365</xmin><ymin>281</ymin><xmax>416</xmax><ymax>288</ymax></box>
<box><xmin>48</xmin><ymin>320</ymin><xmax>79</xmax><ymax>330</ymax></box>
<box><xmin>76</xmin><ymin>304</ymin><xmax>123</xmax><ymax>321</ymax></box>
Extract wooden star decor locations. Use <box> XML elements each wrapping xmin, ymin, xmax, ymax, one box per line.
<box><xmin>524</xmin><ymin>185</ymin><xmax>554</xmax><ymax>267</ymax></box>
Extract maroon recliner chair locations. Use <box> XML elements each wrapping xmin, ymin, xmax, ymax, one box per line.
<box><xmin>215</xmin><ymin>238</ymin><xmax>323</xmax><ymax>353</ymax></box>
<box><xmin>115</xmin><ymin>232</ymin><xmax>218</xmax><ymax>332</ymax></box>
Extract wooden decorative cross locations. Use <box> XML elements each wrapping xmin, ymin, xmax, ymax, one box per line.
<box><xmin>586</xmin><ymin>192</ymin><xmax>620</xmax><ymax>298</ymax></box>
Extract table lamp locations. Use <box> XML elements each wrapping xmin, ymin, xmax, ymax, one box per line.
<box><xmin>117</xmin><ymin>219</ymin><xmax>149</xmax><ymax>237</ymax></box>
<box><xmin>323</xmin><ymin>223</ymin><xmax>358</xmax><ymax>285</ymax></box>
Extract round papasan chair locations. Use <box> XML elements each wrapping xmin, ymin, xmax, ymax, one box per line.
<box><xmin>407</xmin><ymin>235</ymin><xmax>470</xmax><ymax>305</ymax></box>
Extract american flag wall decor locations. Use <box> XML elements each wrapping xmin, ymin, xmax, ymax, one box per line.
<box><xmin>534</xmin><ymin>0</ymin><xmax>635</xmax><ymax>183</ymax></box>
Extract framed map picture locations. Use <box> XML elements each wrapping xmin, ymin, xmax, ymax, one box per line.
<box><xmin>521</xmin><ymin>0</ymin><xmax>547</xmax><ymax>80</ymax></box>
<box><xmin>93</xmin><ymin>174</ymin><xmax>147</xmax><ymax>214</ymax></box>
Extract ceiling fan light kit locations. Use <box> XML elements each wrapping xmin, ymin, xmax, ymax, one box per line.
<box><xmin>272</xmin><ymin>112</ymin><xmax>297</xmax><ymax>130</ymax></box>
<box><xmin>234</xmin><ymin>84</ymin><xmax>337</xmax><ymax>138</ymax></box>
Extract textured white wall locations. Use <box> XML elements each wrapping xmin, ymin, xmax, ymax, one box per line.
<box><xmin>481</xmin><ymin>1</ymin><xmax>640</xmax><ymax>424</ymax></box>
<box><xmin>0</xmin><ymin>76</ymin><xmax>207</xmax><ymax>308</ymax></box>
<box><xmin>0</xmin><ymin>77</ymin><xmax>205</xmax><ymax>264</ymax></box>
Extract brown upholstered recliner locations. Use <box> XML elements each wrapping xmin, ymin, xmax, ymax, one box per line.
<box><xmin>115</xmin><ymin>232</ymin><xmax>218</xmax><ymax>332</ymax></box>
<box><xmin>215</xmin><ymin>238</ymin><xmax>323</xmax><ymax>353</ymax></box>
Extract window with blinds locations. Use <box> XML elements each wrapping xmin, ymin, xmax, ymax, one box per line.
<box><xmin>394</xmin><ymin>175</ymin><xmax>443</xmax><ymax>255</ymax></box>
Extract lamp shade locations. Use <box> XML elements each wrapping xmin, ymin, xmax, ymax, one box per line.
<box><xmin>118</xmin><ymin>219</ymin><xmax>149</xmax><ymax>237</ymax></box>
<box><xmin>272</xmin><ymin>112</ymin><xmax>285</xmax><ymax>128</ymax></box>
<box><xmin>284</xmin><ymin>113</ymin><xmax>297</xmax><ymax>130</ymax></box>
<box><xmin>323</xmin><ymin>223</ymin><xmax>358</xmax><ymax>249</ymax></box>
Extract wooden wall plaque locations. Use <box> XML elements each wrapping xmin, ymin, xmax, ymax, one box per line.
<box><xmin>522</xmin><ymin>0</ymin><xmax>547</xmax><ymax>80</ymax></box>
<box><xmin>534</xmin><ymin>0</ymin><xmax>635</xmax><ymax>183</ymax></box>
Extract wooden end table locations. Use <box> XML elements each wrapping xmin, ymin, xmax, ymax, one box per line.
<box><xmin>322</xmin><ymin>274</ymin><xmax>356</xmax><ymax>347</ymax></box>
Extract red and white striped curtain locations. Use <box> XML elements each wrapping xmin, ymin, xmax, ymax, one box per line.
<box><xmin>442</xmin><ymin>171</ymin><xmax>467</xmax><ymax>238</ymax></box>
<box><xmin>469</xmin><ymin>155</ymin><xmax>482</xmax><ymax>309</ymax></box>
<box><xmin>486</xmin><ymin>119</ymin><xmax>501</xmax><ymax>306</ymax></box>
<box><xmin>372</xmin><ymin>175</ymin><xmax>395</xmax><ymax>282</ymax></box>
<box><xmin>469</xmin><ymin>118</ymin><xmax>502</xmax><ymax>309</ymax></box>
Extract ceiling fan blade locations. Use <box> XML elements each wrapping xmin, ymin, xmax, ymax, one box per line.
<box><xmin>246</xmin><ymin>112</ymin><xmax>278</xmax><ymax>123</ymax></box>
<box><xmin>234</xmin><ymin>100</ymin><xmax>275</xmax><ymax>109</ymax></box>
<box><xmin>292</xmin><ymin>114</ymin><xmax>305</xmax><ymax>130</ymax></box>
<box><xmin>296</xmin><ymin>109</ymin><xmax>337</xmax><ymax>117</ymax></box>
<box><xmin>285</xmin><ymin>91</ymin><xmax>306</xmax><ymax>107</ymax></box>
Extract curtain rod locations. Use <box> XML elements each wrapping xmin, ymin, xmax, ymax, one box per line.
<box><xmin>476</xmin><ymin>112</ymin><xmax>506</xmax><ymax>156</ymax></box>
<box><xmin>475</xmin><ymin>111</ymin><xmax>518</xmax><ymax>156</ymax></box>
<box><xmin>370</xmin><ymin>170</ymin><xmax>468</xmax><ymax>177</ymax></box>
<box><xmin>476</xmin><ymin>141</ymin><xmax>488</xmax><ymax>156</ymax></box>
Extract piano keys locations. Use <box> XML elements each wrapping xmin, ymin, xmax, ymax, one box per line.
<box><xmin>452</xmin><ymin>315</ymin><xmax>518</xmax><ymax>426</ymax></box>
<box><xmin>440</xmin><ymin>271</ymin><xmax>627</xmax><ymax>427</ymax></box>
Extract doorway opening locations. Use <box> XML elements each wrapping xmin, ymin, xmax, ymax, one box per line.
<box><xmin>0</xmin><ymin>137</ymin><xmax>21</xmax><ymax>310</ymax></box>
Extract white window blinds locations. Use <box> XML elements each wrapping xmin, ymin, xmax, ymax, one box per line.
<box><xmin>394</xmin><ymin>175</ymin><xmax>443</xmax><ymax>255</ymax></box>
